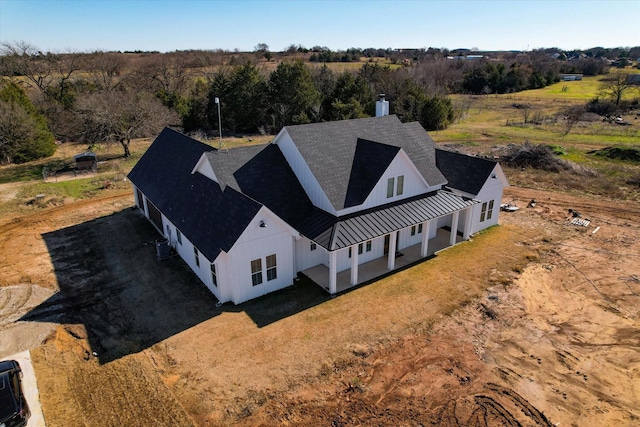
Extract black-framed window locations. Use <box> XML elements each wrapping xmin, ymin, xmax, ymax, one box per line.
<box><xmin>210</xmin><ymin>263</ymin><xmax>217</xmax><ymax>287</ymax></box>
<box><xmin>366</xmin><ymin>240</ymin><xmax>372</xmax><ymax>252</ymax></box>
<box><xmin>194</xmin><ymin>247</ymin><xmax>200</xmax><ymax>267</ymax></box>
<box><xmin>487</xmin><ymin>200</ymin><xmax>494</xmax><ymax>220</ymax></box>
<box><xmin>266</xmin><ymin>254</ymin><xmax>277</xmax><ymax>281</ymax></box>
<box><xmin>251</xmin><ymin>258</ymin><xmax>263</xmax><ymax>286</ymax></box>
<box><xmin>177</xmin><ymin>229</ymin><xmax>182</xmax><ymax>245</ymax></box>
<box><xmin>310</xmin><ymin>242</ymin><xmax>317</xmax><ymax>251</ymax></box>
<box><xmin>396</xmin><ymin>175</ymin><xmax>404</xmax><ymax>195</ymax></box>
<box><xmin>387</xmin><ymin>177</ymin><xmax>394</xmax><ymax>198</ymax></box>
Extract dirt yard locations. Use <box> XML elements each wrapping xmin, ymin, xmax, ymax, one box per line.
<box><xmin>0</xmin><ymin>185</ymin><xmax>639</xmax><ymax>426</ymax></box>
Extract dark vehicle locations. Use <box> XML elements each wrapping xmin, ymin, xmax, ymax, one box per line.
<box><xmin>0</xmin><ymin>360</ymin><xmax>30</xmax><ymax>427</ymax></box>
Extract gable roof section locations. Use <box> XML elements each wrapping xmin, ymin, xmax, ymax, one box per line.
<box><xmin>344</xmin><ymin>138</ymin><xmax>400</xmax><ymax>208</ymax></box>
<box><xmin>127</xmin><ymin>128</ymin><xmax>262</xmax><ymax>262</ymax></box>
<box><xmin>435</xmin><ymin>148</ymin><xmax>498</xmax><ymax>195</ymax></box>
<box><xmin>284</xmin><ymin>115</ymin><xmax>447</xmax><ymax>211</ymax></box>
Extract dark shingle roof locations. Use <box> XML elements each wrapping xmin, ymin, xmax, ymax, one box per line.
<box><xmin>212</xmin><ymin>144</ymin><xmax>325</xmax><ymax>228</ymax></box>
<box><xmin>127</xmin><ymin>128</ymin><xmax>261</xmax><ymax>262</ymax></box>
<box><xmin>344</xmin><ymin>138</ymin><xmax>400</xmax><ymax>208</ymax></box>
<box><xmin>435</xmin><ymin>148</ymin><xmax>497</xmax><ymax>195</ymax></box>
<box><xmin>284</xmin><ymin>115</ymin><xmax>447</xmax><ymax>211</ymax></box>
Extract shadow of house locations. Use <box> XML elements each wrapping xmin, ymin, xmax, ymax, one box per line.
<box><xmin>21</xmin><ymin>208</ymin><xmax>330</xmax><ymax>363</ymax></box>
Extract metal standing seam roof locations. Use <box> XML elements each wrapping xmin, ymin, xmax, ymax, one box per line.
<box><xmin>314</xmin><ymin>190</ymin><xmax>479</xmax><ymax>251</ymax></box>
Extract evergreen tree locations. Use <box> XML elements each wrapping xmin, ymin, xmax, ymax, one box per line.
<box><xmin>0</xmin><ymin>80</ymin><xmax>56</xmax><ymax>163</ymax></box>
<box><xmin>268</xmin><ymin>60</ymin><xmax>320</xmax><ymax>130</ymax></box>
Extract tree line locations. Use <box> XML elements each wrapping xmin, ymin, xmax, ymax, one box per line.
<box><xmin>0</xmin><ymin>41</ymin><xmax>636</xmax><ymax>163</ymax></box>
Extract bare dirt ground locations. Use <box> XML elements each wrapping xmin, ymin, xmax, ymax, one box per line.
<box><xmin>0</xmin><ymin>186</ymin><xmax>639</xmax><ymax>426</ymax></box>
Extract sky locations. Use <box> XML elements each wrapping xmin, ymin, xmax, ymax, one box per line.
<box><xmin>1</xmin><ymin>0</ymin><xmax>638</xmax><ymax>53</ymax></box>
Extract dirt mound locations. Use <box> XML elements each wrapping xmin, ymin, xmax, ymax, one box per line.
<box><xmin>496</xmin><ymin>141</ymin><xmax>594</xmax><ymax>175</ymax></box>
<box><xmin>589</xmin><ymin>146</ymin><xmax>640</xmax><ymax>163</ymax></box>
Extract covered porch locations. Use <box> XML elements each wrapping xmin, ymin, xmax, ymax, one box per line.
<box><xmin>301</xmin><ymin>227</ymin><xmax>463</xmax><ymax>293</ymax></box>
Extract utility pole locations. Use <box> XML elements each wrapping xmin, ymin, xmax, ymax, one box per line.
<box><xmin>214</xmin><ymin>97</ymin><xmax>228</xmax><ymax>153</ymax></box>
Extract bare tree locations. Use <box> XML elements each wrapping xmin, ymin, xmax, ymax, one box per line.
<box><xmin>86</xmin><ymin>51</ymin><xmax>125</xmax><ymax>92</ymax></box>
<box><xmin>1</xmin><ymin>41</ymin><xmax>55</xmax><ymax>96</ymax></box>
<box><xmin>0</xmin><ymin>41</ymin><xmax>84</xmax><ymax>105</ymax></box>
<box><xmin>131</xmin><ymin>53</ymin><xmax>190</xmax><ymax>95</ymax></box>
<box><xmin>600</xmin><ymin>70</ymin><xmax>632</xmax><ymax>106</ymax></box>
<box><xmin>561</xmin><ymin>105</ymin><xmax>586</xmax><ymax>138</ymax></box>
<box><xmin>77</xmin><ymin>89</ymin><xmax>178</xmax><ymax>157</ymax></box>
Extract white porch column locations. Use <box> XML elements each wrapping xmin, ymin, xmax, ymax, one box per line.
<box><xmin>329</xmin><ymin>250</ymin><xmax>337</xmax><ymax>294</ymax></box>
<box><xmin>350</xmin><ymin>245</ymin><xmax>358</xmax><ymax>285</ymax></box>
<box><xmin>449</xmin><ymin>211</ymin><xmax>460</xmax><ymax>246</ymax></box>
<box><xmin>387</xmin><ymin>231</ymin><xmax>398</xmax><ymax>270</ymax></box>
<box><xmin>463</xmin><ymin>206</ymin><xmax>473</xmax><ymax>240</ymax></box>
<box><xmin>420</xmin><ymin>220</ymin><xmax>431</xmax><ymax>257</ymax></box>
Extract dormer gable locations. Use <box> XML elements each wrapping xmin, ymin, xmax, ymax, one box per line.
<box><xmin>344</xmin><ymin>138</ymin><xmax>400</xmax><ymax>208</ymax></box>
<box><xmin>191</xmin><ymin>152</ymin><xmax>219</xmax><ymax>182</ymax></box>
<box><xmin>338</xmin><ymin>147</ymin><xmax>442</xmax><ymax>216</ymax></box>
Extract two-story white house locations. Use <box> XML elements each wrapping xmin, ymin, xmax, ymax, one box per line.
<box><xmin>128</xmin><ymin>100</ymin><xmax>508</xmax><ymax>305</ymax></box>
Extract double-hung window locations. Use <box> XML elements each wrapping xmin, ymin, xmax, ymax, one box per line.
<box><xmin>210</xmin><ymin>263</ymin><xmax>217</xmax><ymax>287</ymax></box>
<box><xmin>266</xmin><ymin>254</ymin><xmax>277</xmax><ymax>281</ymax></box>
<box><xmin>251</xmin><ymin>258</ymin><xmax>263</xmax><ymax>286</ymax></box>
<box><xmin>487</xmin><ymin>200</ymin><xmax>494</xmax><ymax>220</ymax></box>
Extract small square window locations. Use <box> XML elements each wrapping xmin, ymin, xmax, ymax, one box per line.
<box><xmin>310</xmin><ymin>242</ymin><xmax>317</xmax><ymax>251</ymax></box>
<box><xmin>366</xmin><ymin>241</ymin><xmax>372</xmax><ymax>252</ymax></box>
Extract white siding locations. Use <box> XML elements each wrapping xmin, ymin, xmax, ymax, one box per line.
<box><xmin>334</xmin><ymin>236</ymin><xmax>385</xmax><ymax>272</ymax></box>
<box><xmin>471</xmin><ymin>164</ymin><xmax>507</xmax><ymax>233</ymax></box>
<box><xmin>191</xmin><ymin>153</ymin><xmax>218</xmax><ymax>182</ymax></box>
<box><xmin>274</xmin><ymin>130</ymin><xmax>336</xmax><ymax>214</ymax></box>
<box><xmin>295</xmin><ymin>237</ymin><xmax>328</xmax><ymax>272</ymax></box>
<box><xmin>161</xmin><ymin>214</ymin><xmax>223</xmax><ymax>302</ymax></box>
<box><xmin>445</xmin><ymin>164</ymin><xmax>508</xmax><ymax>234</ymax></box>
<box><xmin>224</xmin><ymin>207</ymin><xmax>297</xmax><ymax>304</ymax></box>
<box><xmin>338</xmin><ymin>150</ymin><xmax>440</xmax><ymax>216</ymax></box>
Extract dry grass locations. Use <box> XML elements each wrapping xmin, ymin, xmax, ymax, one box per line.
<box><xmin>145</xmin><ymin>224</ymin><xmax>540</xmax><ymax>424</ymax></box>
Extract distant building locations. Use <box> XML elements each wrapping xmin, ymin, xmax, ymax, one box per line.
<box><xmin>560</xmin><ymin>73</ymin><xmax>583</xmax><ymax>81</ymax></box>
